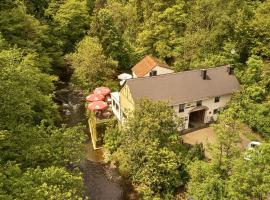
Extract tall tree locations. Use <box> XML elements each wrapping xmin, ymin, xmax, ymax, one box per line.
<box><xmin>68</xmin><ymin>36</ymin><xmax>117</xmax><ymax>90</ymax></box>
<box><xmin>0</xmin><ymin>47</ymin><xmax>59</xmax><ymax>130</ymax></box>
<box><xmin>106</xmin><ymin>99</ymin><xmax>186</xmax><ymax>199</ymax></box>
<box><xmin>228</xmin><ymin>143</ymin><xmax>270</xmax><ymax>200</ymax></box>
<box><xmin>90</xmin><ymin>8</ymin><xmax>131</xmax><ymax>69</ymax></box>
<box><xmin>53</xmin><ymin>0</ymin><xmax>90</xmax><ymax>52</ymax></box>
<box><xmin>0</xmin><ymin>163</ymin><xmax>84</xmax><ymax>200</ymax></box>
<box><xmin>187</xmin><ymin>110</ymin><xmax>241</xmax><ymax>199</ymax></box>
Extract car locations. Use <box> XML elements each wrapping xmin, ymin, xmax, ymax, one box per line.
<box><xmin>247</xmin><ymin>141</ymin><xmax>262</xmax><ymax>149</ymax></box>
<box><xmin>244</xmin><ymin>141</ymin><xmax>262</xmax><ymax>160</ymax></box>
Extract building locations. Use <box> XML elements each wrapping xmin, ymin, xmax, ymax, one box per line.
<box><xmin>111</xmin><ymin>65</ymin><xmax>240</xmax><ymax>130</ymax></box>
<box><xmin>132</xmin><ymin>55</ymin><xmax>174</xmax><ymax>78</ymax></box>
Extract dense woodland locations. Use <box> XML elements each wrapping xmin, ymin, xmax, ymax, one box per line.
<box><xmin>0</xmin><ymin>0</ymin><xmax>270</xmax><ymax>199</ymax></box>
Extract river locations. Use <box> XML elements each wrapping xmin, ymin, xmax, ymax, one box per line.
<box><xmin>54</xmin><ymin>65</ymin><xmax>126</xmax><ymax>200</ymax></box>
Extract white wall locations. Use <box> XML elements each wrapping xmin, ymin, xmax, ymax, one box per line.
<box><xmin>150</xmin><ymin>66</ymin><xmax>174</xmax><ymax>76</ymax></box>
<box><xmin>111</xmin><ymin>93</ymin><xmax>121</xmax><ymax>121</ymax></box>
<box><xmin>172</xmin><ymin>94</ymin><xmax>232</xmax><ymax>130</ymax></box>
<box><xmin>132</xmin><ymin>72</ymin><xmax>137</xmax><ymax>78</ymax></box>
<box><xmin>132</xmin><ymin>66</ymin><xmax>174</xmax><ymax>78</ymax></box>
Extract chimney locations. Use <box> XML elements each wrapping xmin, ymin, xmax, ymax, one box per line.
<box><xmin>227</xmin><ymin>66</ymin><xmax>234</xmax><ymax>75</ymax></box>
<box><xmin>201</xmin><ymin>69</ymin><xmax>207</xmax><ymax>80</ymax></box>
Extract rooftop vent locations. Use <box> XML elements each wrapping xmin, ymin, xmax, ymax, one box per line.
<box><xmin>201</xmin><ymin>69</ymin><xmax>207</xmax><ymax>80</ymax></box>
<box><xmin>227</xmin><ymin>66</ymin><xmax>234</xmax><ymax>75</ymax></box>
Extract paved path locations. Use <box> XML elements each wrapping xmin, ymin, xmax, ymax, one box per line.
<box><xmin>181</xmin><ymin>127</ymin><xmax>258</xmax><ymax>158</ymax></box>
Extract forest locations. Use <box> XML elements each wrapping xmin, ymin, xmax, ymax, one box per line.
<box><xmin>0</xmin><ymin>0</ymin><xmax>269</xmax><ymax>199</ymax></box>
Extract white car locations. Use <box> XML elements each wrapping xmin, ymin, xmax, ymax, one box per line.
<box><xmin>244</xmin><ymin>141</ymin><xmax>262</xmax><ymax>160</ymax></box>
<box><xmin>247</xmin><ymin>141</ymin><xmax>262</xmax><ymax>149</ymax></box>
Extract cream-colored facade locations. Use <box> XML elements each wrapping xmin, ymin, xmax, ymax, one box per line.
<box><xmin>172</xmin><ymin>94</ymin><xmax>232</xmax><ymax>130</ymax></box>
<box><xmin>132</xmin><ymin>66</ymin><xmax>174</xmax><ymax>78</ymax></box>
<box><xmin>118</xmin><ymin>84</ymin><xmax>135</xmax><ymax>120</ymax></box>
<box><xmin>111</xmin><ymin>84</ymin><xmax>233</xmax><ymax>130</ymax></box>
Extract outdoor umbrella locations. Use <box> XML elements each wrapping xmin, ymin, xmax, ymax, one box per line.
<box><xmin>87</xmin><ymin>101</ymin><xmax>108</xmax><ymax>111</ymax></box>
<box><xmin>85</xmin><ymin>93</ymin><xmax>105</xmax><ymax>102</ymax></box>
<box><xmin>93</xmin><ymin>87</ymin><xmax>111</xmax><ymax>96</ymax></box>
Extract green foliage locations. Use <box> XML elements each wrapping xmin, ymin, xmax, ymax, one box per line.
<box><xmin>52</xmin><ymin>0</ymin><xmax>90</xmax><ymax>52</ymax></box>
<box><xmin>0</xmin><ymin>123</ymin><xmax>86</xmax><ymax>168</ymax></box>
<box><xmin>104</xmin><ymin>122</ymin><xmax>122</xmax><ymax>153</ymax></box>
<box><xmin>250</xmin><ymin>0</ymin><xmax>270</xmax><ymax>58</ymax></box>
<box><xmin>227</xmin><ymin>143</ymin><xmax>270</xmax><ymax>200</ymax></box>
<box><xmin>0</xmin><ymin>48</ymin><xmax>59</xmax><ymax>130</ymax></box>
<box><xmin>0</xmin><ymin>163</ymin><xmax>84</xmax><ymax>200</ymax></box>
<box><xmin>136</xmin><ymin>0</ymin><xmax>186</xmax><ymax>61</ymax></box>
<box><xmin>90</xmin><ymin>8</ymin><xmax>132</xmax><ymax>69</ymax></box>
<box><xmin>106</xmin><ymin>99</ymin><xmax>187</xmax><ymax>199</ymax></box>
<box><xmin>187</xmin><ymin>111</ymin><xmax>242</xmax><ymax>199</ymax></box>
<box><xmin>232</xmin><ymin>55</ymin><xmax>270</xmax><ymax>137</ymax></box>
<box><xmin>187</xmin><ymin>160</ymin><xmax>226</xmax><ymax>200</ymax></box>
<box><xmin>0</xmin><ymin>3</ymin><xmax>47</xmax><ymax>51</ymax></box>
<box><xmin>68</xmin><ymin>36</ymin><xmax>117</xmax><ymax>90</ymax></box>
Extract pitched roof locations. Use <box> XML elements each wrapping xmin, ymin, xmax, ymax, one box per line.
<box><xmin>126</xmin><ymin>66</ymin><xmax>240</xmax><ymax>105</ymax></box>
<box><xmin>131</xmin><ymin>55</ymin><xmax>170</xmax><ymax>77</ymax></box>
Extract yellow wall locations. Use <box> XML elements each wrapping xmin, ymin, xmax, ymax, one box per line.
<box><xmin>120</xmin><ymin>84</ymin><xmax>135</xmax><ymax>117</ymax></box>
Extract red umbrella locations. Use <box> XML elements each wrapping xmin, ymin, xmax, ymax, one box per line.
<box><xmin>86</xmin><ymin>93</ymin><xmax>105</xmax><ymax>102</ymax></box>
<box><xmin>87</xmin><ymin>101</ymin><xmax>108</xmax><ymax>111</ymax></box>
<box><xmin>94</xmin><ymin>87</ymin><xmax>111</xmax><ymax>96</ymax></box>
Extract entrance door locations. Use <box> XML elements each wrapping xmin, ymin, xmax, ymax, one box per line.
<box><xmin>189</xmin><ymin>109</ymin><xmax>205</xmax><ymax>128</ymax></box>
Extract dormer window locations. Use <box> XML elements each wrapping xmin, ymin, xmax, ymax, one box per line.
<box><xmin>179</xmin><ymin>104</ymin><xmax>185</xmax><ymax>112</ymax></box>
<box><xmin>196</xmin><ymin>100</ymin><xmax>202</xmax><ymax>107</ymax></box>
<box><xmin>214</xmin><ymin>96</ymin><xmax>220</xmax><ymax>103</ymax></box>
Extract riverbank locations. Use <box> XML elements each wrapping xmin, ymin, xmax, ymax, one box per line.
<box><xmin>54</xmin><ymin>64</ymin><xmax>125</xmax><ymax>200</ymax></box>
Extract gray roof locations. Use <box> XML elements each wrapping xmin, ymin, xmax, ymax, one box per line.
<box><xmin>126</xmin><ymin>65</ymin><xmax>240</xmax><ymax>105</ymax></box>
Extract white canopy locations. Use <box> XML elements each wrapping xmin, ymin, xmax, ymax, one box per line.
<box><xmin>118</xmin><ymin>73</ymin><xmax>132</xmax><ymax>80</ymax></box>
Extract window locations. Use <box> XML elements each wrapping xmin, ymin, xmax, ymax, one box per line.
<box><xmin>150</xmin><ymin>70</ymin><xmax>157</xmax><ymax>76</ymax></box>
<box><xmin>115</xmin><ymin>104</ymin><xmax>119</xmax><ymax>112</ymax></box>
<box><xmin>213</xmin><ymin>109</ymin><xmax>219</xmax><ymax>114</ymax></box>
<box><xmin>196</xmin><ymin>100</ymin><xmax>202</xmax><ymax>107</ymax></box>
<box><xmin>179</xmin><ymin>104</ymin><xmax>185</xmax><ymax>112</ymax></box>
<box><xmin>214</xmin><ymin>96</ymin><xmax>220</xmax><ymax>103</ymax></box>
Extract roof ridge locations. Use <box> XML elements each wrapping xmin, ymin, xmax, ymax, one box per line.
<box><xmin>127</xmin><ymin>65</ymin><xmax>230</xmax><ymax>83</ymax></box>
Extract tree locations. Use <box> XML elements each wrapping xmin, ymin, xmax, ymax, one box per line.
<box><xmin>52</xmin><ymin>0</ymin><xmax>90</xmax><ymax>52</ymax></box>
<box><xmin>211</xmin><ymin>110</ymin><xmax>241</xmax><ymax>175</ymax></box>
<box><xmin>233</xmin><ymin>55</ymin><xmax>270</xmax><ymax>137</ymax></box>
<box><xmin>68</xmin><ymin>36</ymin><xmax>117</xmax><ymax>90</ymax></box>
<box><xmin>136</xmin><ymin>0</ymin><xmax>186</xmax><ymax>63</ymax></box>
<box><xmin>90</xmin><ymin>8</ymin><xmax>132</xmax><ymax>69</ymax></box>
<box><xmin>106</xmin><ymin>99</ymin><xmax>186</xmax><ymax>199</ymax></box>
<box><xmin>0</xmin><ymin>163</ymin><xmax>84</xmax><ymax>200</ymax></box>
<box><xmin>187</xmin><ymin>110</ymin><xmax>242</xmax><ymax>200</ymax></box>
<box><xmin>228</xmin><ymin>143</ymin><xmax>270</xmax><ymax>200</ymax></box>
<box><xmin>0</xmin><ymin>47</ymin><xmax>59</xmax><ymax>130</ymax></box>
<box><xmin>250</xmin><ymin>0</ymin><xmax>270</xmax><ymax>58</ymax></box>
<box><xmin>187</xmin><ymin>160</ymin><xmax>226</xmax><ymax>200</ymax></box>
<box><xmin>0</xmin><ymin>124</ymin><xmax>86</xmax><ymax>168</ymax></box>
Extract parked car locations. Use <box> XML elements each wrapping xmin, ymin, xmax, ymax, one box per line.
<box><xmin>244</xmin><ymin>141</ymin><xmax>262</xmax><ymax>160</ymax></box>
<box><xmin>247</xmin><ymin>141</ymin><xmax>262</xmax><ymax>149</ymax></box>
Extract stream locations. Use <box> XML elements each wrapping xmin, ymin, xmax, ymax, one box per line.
<box><xmin>54</xmin><ymin>65</ymin><xmax>125</xmax><ymax>200</ymax></box>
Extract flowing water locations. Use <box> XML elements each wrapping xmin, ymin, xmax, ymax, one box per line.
<box><xmin>54</xmin><ymin>66</ymin><xmax>124</xmax><ymax>200</ymax></box>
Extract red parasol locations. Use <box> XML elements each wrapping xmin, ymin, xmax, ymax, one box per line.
<box><xmin>86</xmin><ymin>93</ymin><xmax>105</xmax><ymax>102</ymax></box>
<box><xmin>94</xmin><ymin>87</ymin><xmax>111</xmax><ymax>96</ymax></box>
<box><xmin>87</xmin><ymin>101</ymin><xmax>108</xmax><ymax>111</ymax></box>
